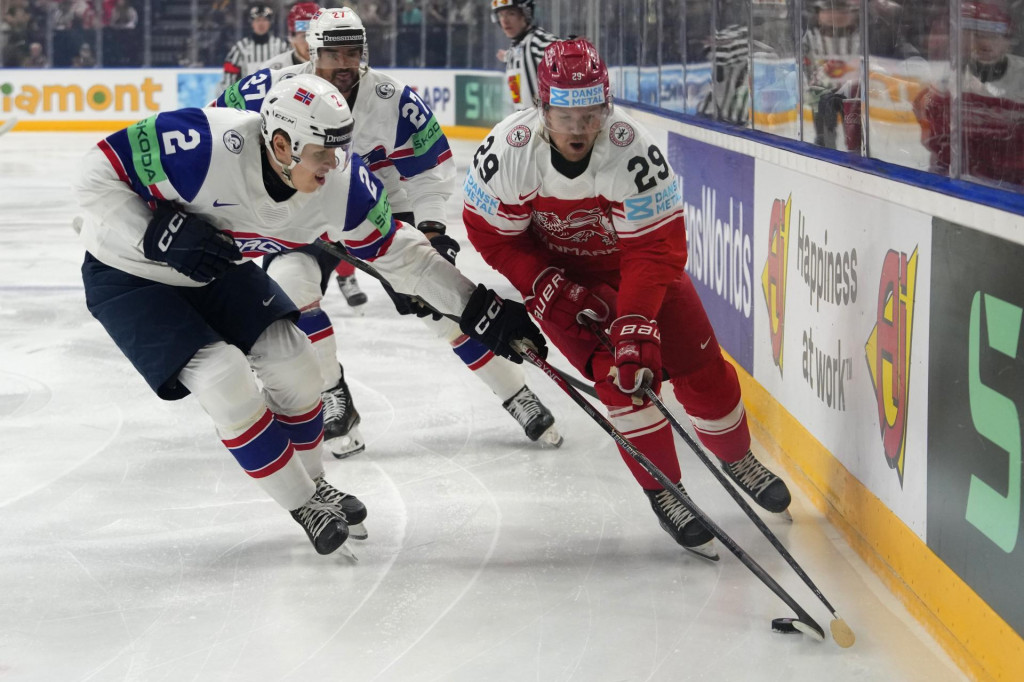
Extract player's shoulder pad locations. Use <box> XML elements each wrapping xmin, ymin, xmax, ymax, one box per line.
<box><xmin>115</xmin><ymin>108</ymin><xmax>215</xmax><ymax>202</ymax></box>
<box><xmin>364</xmin><ymin>68</ymin><xmax>404</xmax><ymax>101</ymax></box>
<box><xmin>464</xmin><ymin>111</ymin><xmax>540</xmax><ymax>213</ymax></box>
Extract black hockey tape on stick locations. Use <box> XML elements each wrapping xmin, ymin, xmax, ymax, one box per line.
<box><xmin>513</xmin><ymin>340</ymin><xmax>826</xmax><ymax>643</ymax></box>
<box><xmin>313</xmin><ymin>239</ymin><xmax>600</xmax><ymax>398</ymax></box>
<box><xmin>586</xmin><ymin>321</ymin><xmax>854</xmax><ymax>648</ymax></box>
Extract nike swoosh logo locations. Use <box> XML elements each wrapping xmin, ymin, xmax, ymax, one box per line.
<box><xmin>518</xmin><ymin>186</ymin><xmax>540</xmax><ymax>202</ymax></box>
<box><xmin>262</xmin><ymin>296</ymin><xmax>275</xmax><ymax>306</ymax></box>
<box><xmin>700</xmin><ymin>337</ymin><xmax>712</xmax><ymax>350</ymax></box>
<box><xmin>213</xmin><ymin>199</ymin><xmax>238</xmax><ymax>207</ymax></box>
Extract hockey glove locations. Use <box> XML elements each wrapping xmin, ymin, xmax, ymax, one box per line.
<box><xmin>525</xmin><ymin>267</ymin><xmax>609</xmax><ymax>339</ymax></box>
<box><xmin>383</xmin><ymin>234</ymin><xmax>462</xmax><ymax>320</ymax></box>
<box><xmin>460</xmin><ymin>284</ymin><xmax>548</xmax><ymax>364</ymax></box>
<box><xmin>428</xmin><ymin>233</ymin><xmax>460</xmax><ymax>265</ymax></box>
<box><xmin>143</xmin><ymin>204</ymin><xmax>241</xmax><ymax>283</ymax></box>
<box><xmin>607</xmin><ymin>315</ymin><xmax>662</xmax><ymax>404</ymax></box>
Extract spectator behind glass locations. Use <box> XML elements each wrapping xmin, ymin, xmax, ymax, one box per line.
<box><xmin>71</xmin><ymin>41</ymin><xmax>96</xmax><ymax>67</ymax></box>
<box><xmin>108</xmin><ymin>0</ymin><xmax>137</xmax><ymax>29</ymax></box>
<box><xmin>913</xmin><ymin>0</ymin><xmax>1024</xmax><ymax>190</ymax></box>
<box><xmin>22</xmin><ymin>40</ymin><xmax>48</xmax><ymax>67</ymax></box>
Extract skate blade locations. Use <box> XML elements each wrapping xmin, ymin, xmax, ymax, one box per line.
<box><xmin>335</xmin><ymin>543</ymin><xmax>359</xmax><ymax>562</ymax></box>
<box><xmin>684</xmin><ymin>539</ymin><xmax>720</xmax><ymax>561</ymax></box>
<box><xmin>776</xmin><ymin>508</ymin><xmax>793</xmax><ymax>522</ymax></box>
<box><xmin>538</xmin><ymin>426</ymin><xmax>563</xmax><ymax>448</ymax></box>
<box><xmin>348</xmin><ymin>522</ymin><xmax>368</xmax><ymax>540</ymax></box>
<box><xmin>327</xmin><ymin>427</ymin><xmax>366</xmax><ymax>459</ymax></box>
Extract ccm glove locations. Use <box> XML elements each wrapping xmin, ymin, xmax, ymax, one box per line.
<box><xmin>383</xmin><ymin>234</ymin><xmax>462</xmax><ymax>320</ymax></box>
<box><xmin>459</xmin><ymin>284</ymin><xmax>548</xmax><ymax>364</ymax></box>
<box><xmin>143</xmin><ymin>204</ymin><xmax>241</xmax><ymax>283</ymax></box>
<box><xmin>607</xmin><ymin>315</ymin><xmax>662</xmax><ymax>402</ymax></box>
<box><xmin>525</xmin><ymin>267</ymin><xmax>609</xmax><ymax>338</ymax></box>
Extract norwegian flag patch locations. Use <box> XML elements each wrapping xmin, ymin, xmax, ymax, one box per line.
<box><xmin>294</xmin><ymin>88</ymin><xmax>315</xmax><ymax>105</ymax></box>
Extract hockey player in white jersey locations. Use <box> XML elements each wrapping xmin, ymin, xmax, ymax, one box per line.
<box><xmin>462</xmin><ymin>39</ymin><xmax>793</xmax><ymax>558</ymax></box>
<box><xmin>75</xmin><ymin>74</ymin><xmax>548</xmax><ymax>557</ymax></box>
<box><xmin>491</xmin><ymin>0</ymin><xmax>558</xmax><ymax>110</ymax></box>
<box><xmin>216</xmin><ymin>7</ymin><xmax>563</xmax><ymax>456</ymax></box>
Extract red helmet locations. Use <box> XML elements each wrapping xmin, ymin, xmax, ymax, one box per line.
<box><xmin>288</xmin><ymin>2</ymin><xmax>320</xmax><ymax>35</ymax></box>
<box><xmin>961</xmin><ymin>1</ymin><xmax>1012</xmax><ymax>34</ymax></box>
<box><xmin>537</xmin><ymin>38</ymin><xmax>610</xmax><ymax>109</ymax></box>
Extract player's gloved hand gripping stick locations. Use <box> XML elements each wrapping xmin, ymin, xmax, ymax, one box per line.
<box><xmin>143</xmin><ymin>203</ymin><xmax>242</xmax><ymax>283</ymax></box>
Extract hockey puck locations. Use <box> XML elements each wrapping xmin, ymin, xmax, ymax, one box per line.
<box><xmin>771</xmin><ymin>617</ymin><xmax>799</xmax><ymax>634</ymax></box>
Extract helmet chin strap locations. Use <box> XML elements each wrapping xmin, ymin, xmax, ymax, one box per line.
<box><xmin>267</xmin><ymin>143</ymin><xmax>300</xmax><ymax>188</ymax></box>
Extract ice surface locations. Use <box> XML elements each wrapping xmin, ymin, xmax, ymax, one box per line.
<box><xmin>0</xmin><ymin>133</ymin><xmax>965</xmax><ymax>681</ymax></box>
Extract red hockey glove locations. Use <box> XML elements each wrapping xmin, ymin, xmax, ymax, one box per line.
<box><xmin>607</xmin><ymin>315</ymin><xmax>662</xmax><ymax>403</ymax></box>
<box><xmin>525</xmin><ymin>267</ymin><xmax>609</xmax><ymax>339</ymax></box>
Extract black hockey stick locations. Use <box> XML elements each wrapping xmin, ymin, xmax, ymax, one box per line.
<box><xmin>588</xmin><ymin>322</ymin><xmax>854</xmax><ymax>648</ymax></box>
<box><xmin>314</xmin><ymin>239</ymin><xmax>600</xmax><ymax>398</ymax></box>
<box><xmin>315</xmin><ymin>239</ymin><xmax>824</xmax><ymax>639</ymax></box>
<box><xmin>514</xmin><ymin>341</ymin><xmax>826</xmax><ymax>642</ymax></box>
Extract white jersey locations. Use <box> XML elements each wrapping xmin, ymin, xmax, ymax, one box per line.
<box><xmin>257</xmin><ymin>48</ymin><xmax>305</xmax><ymax>72</ymax></box>
<box><xmin>504</xmin><ymin>25</ymin><xmax>559</xmax><ymax>110</ymax></box>
<box><xmin>74</xmin><ymin>107</ymin><xmax>475</xmax><ymax>315</ymax></box>
<box><xmin>215</xmin><ymin>63</ymin><xmax>455</xmax><ymax>226</ymax></box>
<box><xmin>461</xmin><ymin>107</ymin><xmax>687</xmax><ymax>317</ymax></box>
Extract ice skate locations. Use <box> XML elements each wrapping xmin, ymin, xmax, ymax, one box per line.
<box><xmin>645</xmin><ymin>483</ymin><xmax>719</xmax><ymax>560</ymax></box>
<box><xmin>314</xmin><ymin>475</ymin><xmax>368</xmax><ymax>540</ymax></box>
<box><xmin>502</xmin><ymin>385</ymin><xmax>563</xmax><ymax>446</ymax></box>
<box><xmin>322</xmin><ymin>366</ymin><xmax>365</xmax><ymax>459</ymax></box>
<box><xmin>721</xmin><ymin>451</ymin><xmax>791</xmax><ymax>514</ymax></box>
<box><xmin>290</xmin><ymin>490</ymin><xmax>350</xmax><ymax>555</ymax></box>
<box><xmin>336</xmin><ymin>274</ymin><xmax>368</xmax><ymax>307</ymax></box>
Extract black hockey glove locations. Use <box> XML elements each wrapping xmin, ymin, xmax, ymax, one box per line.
<box><xmin>143</xmin><ymin>204</ymin><xmax>241</xmax><ymax>283</ymax></box>
<box><xmin>383</xmin><ymin>234</ymin><xmax>462</xmax><ymax>320</ymax></box>
<box><xmin>428</xmin><ymin>234</ymin><xmax>460</xmax><ymax>265</ymax></box>
<box><xmin>459</xmin><ymin>284</ymin><xmax>548</xmax><ymax>364</ymax></box>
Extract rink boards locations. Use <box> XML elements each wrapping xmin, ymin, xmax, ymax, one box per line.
<box><xmin>624</xmin><ymin>105</ymin><xmax>1024</xmax><ymax>682</ymax></box>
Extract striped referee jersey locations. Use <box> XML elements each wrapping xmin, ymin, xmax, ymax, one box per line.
<box><xmin>221</xmin><ymin>34</ymin><xmax>290</xmax><ymax>92</ymax></box>
<box><xmin>503</xmin><ymin>24</ymin><xmax>559</xmax><ymax>110</ymax></box>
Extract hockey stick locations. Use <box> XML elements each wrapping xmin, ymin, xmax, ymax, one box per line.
<box><xmin>514</xmin><ymin>341</ymin><xmax>826</xmax><ymax>642</ymax></box>
<box><xmin>0</xmin><ymin>117</ymin><xmax>19</xmax><ymax>136</ymax></box>
<box><xmin>588</xmin><ymin>322</ymin><xmax>855</xmax><ymax>648</ymax></box>
<box><xmin>314</xmin><ymin>238</ymin><xmax>600</xmax><ymax>398</ymax></box>
<box><xmin>314</xmin><ymin>238</ymin><xmax>824</xmax><ymax>639</ymax></box>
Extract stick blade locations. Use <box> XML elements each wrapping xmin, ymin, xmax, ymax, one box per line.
<box><xmin>792</xmin><ymin>619</ymin><xmax>826</xmax><ymax>642</ymax></box>
<box><xmin>830</xmin><ymin>618</ymin><xmax>856</xmax><ymax>648</ymax></box>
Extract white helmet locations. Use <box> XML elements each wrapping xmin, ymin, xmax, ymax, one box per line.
<box><xmin>260</xmin><ymin>73</ymin><xmax>354</xmax><ymax>178</ymax></box>
<box><xmin>307</xmin><ymin>7</ymin><xmax>368</xmax><ymax>68</ymax></box>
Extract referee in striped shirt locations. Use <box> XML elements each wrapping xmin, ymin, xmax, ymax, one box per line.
<box><xmin>492</xmin><ymin>0</ymin><xmax>558</xmax><ymax>111</ymax></box>
<box><xmin>220</xmin><ymin>4</ymin><xmax>290</xmax><ymax>93</ymax></box>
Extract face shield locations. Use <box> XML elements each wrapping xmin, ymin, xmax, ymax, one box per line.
<box><xmin>542</xmin><ymin>103</ymin><xmax>611</xmax><ymax>135</ymax></box>
<box><xmin>293</xmin><ymin>142</ymin><xmax>351</xmax><ymax>176</ymax></box>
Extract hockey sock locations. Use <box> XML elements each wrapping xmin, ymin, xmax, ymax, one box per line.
<box><xmin>276</xmin><ymin>401</ymin><xmax>327</xmax><ymax>479</ymax></box>
<box><xmin>295</xmin><ymin>308</ymin><xmax>342</xmax><ymax>389</ymax></box>
<box><xmin>221</xmin><ymin>409</ymin><xmax>315</xmax><ymax>510</ymax></box>
<box><xmin>607</xmin><ymin>403</ymin><xmax>682</xmax><ymax>489</ymax></box>
<box><xmin>671</xmin><ymin>359</ymin><xmax>751</xmax><ymax>464</ymax></box>
<box><xmin>451</xmin><ymin>333</ymin><xmax>523</xmax><ymax>402</ymax></box>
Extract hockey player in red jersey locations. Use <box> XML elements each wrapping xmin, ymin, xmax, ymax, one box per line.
<box><xmin>463</xmin><ymin>38</ymin><xmax>792</xmax><ymax>556</ymax></box>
